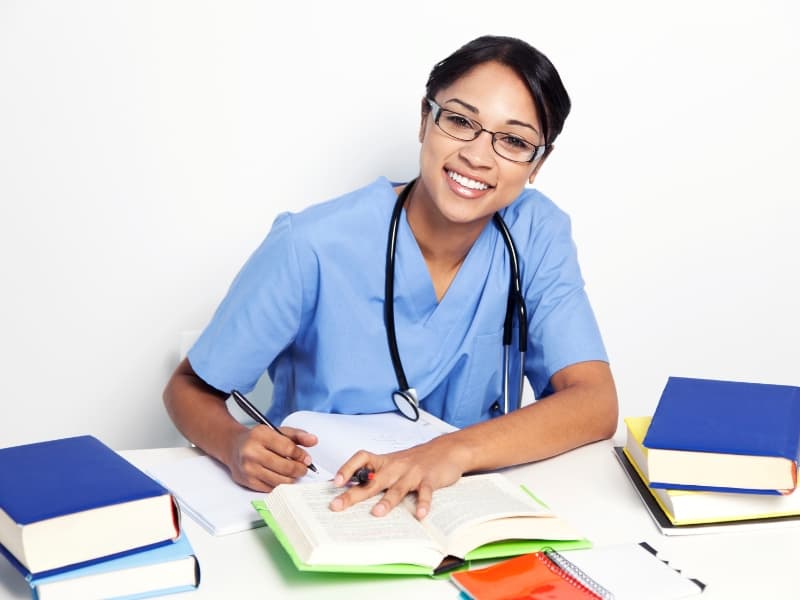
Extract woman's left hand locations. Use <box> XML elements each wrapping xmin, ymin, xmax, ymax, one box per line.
<box><xmin>329</xmin><ymin>435</ymin><xmax>472</xmax><ymax>519</ymax></box>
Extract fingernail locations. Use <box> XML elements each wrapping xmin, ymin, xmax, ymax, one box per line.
<box><xmin>330</xmin><ymin>498</ymin><xmax>342</xmax><ymax>511</ymax></box>
<box><xmin>303</xmin><ymin>455</ymin><xmax>312</xmax><ymax>466</ymax></box>
<box><xmin>334</xmin><ymin>473</ymin><xmax>344</xmax><ymax>486</ymax></box>
<box><xmin>417</xmin><ymin>506</ymin><xmax>428</xmax><ymax>519</ymax></box>
<box><xmin>372</xmin><ymin>503</ymin><xmax>386</xmax><ymax>516</ymax></box>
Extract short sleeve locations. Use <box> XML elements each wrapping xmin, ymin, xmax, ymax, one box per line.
<box><xmin>187</xmin><ymin>213</ymin><xmax>310</xmax><ymax>394</ymax></box>
<box><xmin>520</xmin><ymin>209</ymin><xmax>608</xmax><ymax>397</ymax></box>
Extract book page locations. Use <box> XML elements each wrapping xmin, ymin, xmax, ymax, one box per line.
<box><xmin>415</xmin><ymin>473</ymin><xmax>552</xmax><ymax>538</ymax></box>
<box><xmin>406</xmin><ymin>473</ymin><xmax>584</xmax><ymax>558</ymax></box>
<box><xmin>266</xmin><ymin>480</ymin><xmax>444</xmax><ymax>568</ymax></box>
<box><xmin>281</xmin><ymin>410</ymin><xmax>456</xmax><ymax>482</ymax></box>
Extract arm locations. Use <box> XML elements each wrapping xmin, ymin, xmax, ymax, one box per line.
<box><xmin>163</xmin><ymin>358</ymin><xmax>317</xmax><ymax>491</ymax></box>
<box><xmin>330</xmin><ymin>359</ymin><xmax>617</xmax><ymax>517</ymax></box>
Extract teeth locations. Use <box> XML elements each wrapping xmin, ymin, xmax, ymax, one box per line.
<box><xmin>447</xmin><ymin>170</ymin><xmax>489</xmax><ymax>191</ymax></box>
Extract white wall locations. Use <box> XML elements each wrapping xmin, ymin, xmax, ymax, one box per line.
<box><xmin>1</xmin><ymin>1</ymin><xmax>798</xmax><ymax>450</ymax></box>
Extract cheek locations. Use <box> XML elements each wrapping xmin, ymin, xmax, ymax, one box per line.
<box><xmin>419</xmin><ymin>137</ymin><xmax>442</xmax><ymax>171</ymax></box>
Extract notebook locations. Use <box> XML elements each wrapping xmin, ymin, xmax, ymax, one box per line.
<box><xmin>451</xmin><ymin>542</ymin><xmax>704</xmax><ymax>600</ymax></box>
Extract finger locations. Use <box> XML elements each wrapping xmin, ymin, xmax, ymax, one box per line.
<box><xmin>369</xmin><ymin>484</ymin><xmax>410</xmax><ymax>517</ymax></box>
<box><xmin>414</xmin><ymin>482</ymin><xmax>433</xmax><ymax>520</ymax></box>
<box><xmin>234</xmin><ymin>465</ymin><xmax>296</xmax><ymax>492</ymax></box>
<box><xmin>243</xmin><ymin>427</ymin><xmax>312</xmax><ymax>479</ymax></box>
<box><xmin>252</xmin><ymin>426</ymin><xmax>315</xmax><ymax>471</ymax></box>
<box><xmin>333</xmin><ymin>450</ymin><xmax>375</xmax><ymax>487</ymax></box>
<box><xmin>329</xmin><ymin>478</ymin><xmax>381</xmax><ymax>512</ymax></box>
<box><xmin>279</xmin><ymin>426</ymin><xmax>318</xmax><ymax>448</ymax></box>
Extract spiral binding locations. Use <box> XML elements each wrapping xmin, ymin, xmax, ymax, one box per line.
<box><xmin>542</xmin><ymin>549</ymin><xmax>615</xmax><ymax>600</ymax></box>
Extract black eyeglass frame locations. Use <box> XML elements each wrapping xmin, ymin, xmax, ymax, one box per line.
<box><xmin>425</xmin><ymin>98</ymin><xmax>547</xmax><ymax>163</ymax></box>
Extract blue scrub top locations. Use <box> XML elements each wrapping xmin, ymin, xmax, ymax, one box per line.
<box><xmin>188</xmin><ymin>177</ymin><xmax>607</xmax><ymax>429</ymax></box>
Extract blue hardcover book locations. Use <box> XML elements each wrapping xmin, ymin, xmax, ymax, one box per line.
<box><xmin>0</xmin><ymin>435</ymin><xmax>180</xmax><ymax>574</ymax></box>
<box><xmin>1</xmin><ymin>532</ymin><xmax>199</xmax><ymax>600</ymax></box>
<box><xmin>643</xmin><ymin>377</ymin><xmax>800</xmax><ymax>494</ymax></box>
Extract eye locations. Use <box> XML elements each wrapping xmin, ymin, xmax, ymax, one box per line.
<box><xmin>443</xmin><ymin>111</ymin><xmax>478</xmax><ymax>131</ymax></box>
<box><xmin>497</xmin><ymin>134</ymin><xmax>533</xmax><ymax>150</ymax></box>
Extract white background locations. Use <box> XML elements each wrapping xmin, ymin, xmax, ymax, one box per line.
<box><xmin>1</xmin><ymin>1</ymin><xmax>798</xmax><ymax>450</ymax></box>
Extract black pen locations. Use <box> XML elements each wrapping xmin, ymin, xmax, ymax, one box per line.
<box><xmin>230</xmin><ymin>389</ymin><xmax>318</xmax><ymax>473</ymax></box>
<box><xmin>349</xmin><ymin>467</ymin><xmax>375</xmax><ymax>485</ymax></box>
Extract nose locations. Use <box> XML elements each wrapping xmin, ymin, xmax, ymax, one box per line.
<box><xmin>458</xmin><ymin>129</ymin><xmax>495</xmax><ymax>168</ymax></box>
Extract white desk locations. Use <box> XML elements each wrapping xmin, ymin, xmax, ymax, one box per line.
<box><xmin>1</xmin><ymin>441</ymin><xmax>796</xmax><ymax>599</ymax></box>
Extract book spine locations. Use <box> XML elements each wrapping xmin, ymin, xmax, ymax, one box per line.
<box><xmin>543</xmin><ymin>549</ymin><xmax>614</xmax><ymax>600</ymax></box>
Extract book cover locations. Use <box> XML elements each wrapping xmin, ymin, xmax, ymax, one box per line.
<box><xmin>625</xmin><ymin>416</ymin><xmax>800</xmax><ymax>525</ymax></box>
<box><xmin>451</xmin><ymin>543</ymin><xmax>704</xmax><ymax>600</ymax></box>
<box><xmin>2</xmin><ymin>532</ymin><xmax>199</xmax><ymax>600</ymax></box>
<box><xmin>0</xmin><ymin>435</ymin><xmax>180</xmax><ymax>574</ymax></box>
<box><xmin>643</xmin><ymin>377</ymin><xmax>800</xmax><ymax>493</ymax></box>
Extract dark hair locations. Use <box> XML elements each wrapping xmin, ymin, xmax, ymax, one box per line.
<box><xmin>425</xmin><ymin>36</ymin><xmax>571</xmax><ymax>145</ymax></box>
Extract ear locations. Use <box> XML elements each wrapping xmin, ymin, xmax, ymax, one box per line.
<box><xmin>419</xmin><ymin>97</ymin><xmax>431</xmax><ymax>143</ymax></box>
<box><xmin>528</xmin><ymin>144</ymin><xmax>554</xmax><ymax>184</ymax></box>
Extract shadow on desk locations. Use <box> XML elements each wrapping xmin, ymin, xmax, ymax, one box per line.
<box><xmin>0</xmin><ymin>559</ymin><xmax>31</xmax><ymax>599</ymax></box>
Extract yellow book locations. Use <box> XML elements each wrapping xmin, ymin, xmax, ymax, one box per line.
<box><xmin>623</xmin><ymin>417</ymin><xmax>800</xmax><ymax>525</ymax></box>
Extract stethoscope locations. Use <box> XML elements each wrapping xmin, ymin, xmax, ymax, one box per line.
<box><xmin>385</xmin><ymin>178</ymin><xmax>528</xmax><ymax>421</ymax></box>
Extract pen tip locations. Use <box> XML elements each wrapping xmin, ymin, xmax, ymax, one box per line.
<box><xmin>308</xmin><ymin>464</ymin><xmax>318</xmax><ymax>473</ymax></box>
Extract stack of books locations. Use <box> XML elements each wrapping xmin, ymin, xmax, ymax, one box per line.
<box><xmin>0</xmin><ymin>435</ymin><xmax>200</xmax><ymax>599</ymax></box>
<box><xmin>615</xmin><ymin>376</ymin><xmax>800</xmax><ymax>535</ymax></box>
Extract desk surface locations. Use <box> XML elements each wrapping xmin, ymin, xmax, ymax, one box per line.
<box><xmin>1</xmin><ymin>441</ymin><xmax>796</xmax><ymax>599</ymax></box>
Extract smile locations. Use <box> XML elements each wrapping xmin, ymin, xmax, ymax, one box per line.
<box><xmin>446</xmin><ymin>170</ymin><xmax>490</xmax><ymax>191</ymax></box>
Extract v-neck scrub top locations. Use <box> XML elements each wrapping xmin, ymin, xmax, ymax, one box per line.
<box><xmin>188</xmin><ymin>177</ymin><xmax>608</xmax><ymax>429</ymax></box>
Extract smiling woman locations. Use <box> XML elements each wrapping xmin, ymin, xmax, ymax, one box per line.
<box><xmin>163</xmin><ymin>35</ymin><xmax>618</xmax><ymax>520</ymax></box>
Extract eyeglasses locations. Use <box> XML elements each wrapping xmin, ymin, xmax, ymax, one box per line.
<box><xmin>426</xmin><ymin>98</ymin><xmax>547</xmax><ymax>163</ymax></box>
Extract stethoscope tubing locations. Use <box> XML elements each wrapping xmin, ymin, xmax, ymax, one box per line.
<box><xmin>385</xmin><ymin>178</ymin><xmax>526</xmax><ymax>419</ymax></box>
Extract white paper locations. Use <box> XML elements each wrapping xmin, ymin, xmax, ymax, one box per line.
<box><xmin>146</xmin><ymin>410</ymin><xmax>456</xmax><ymax>534</ymax></box>
<box><xmin>145</xmin><ymin>455</ymin><xmax>268</xmax><ymax>535</ymax></box>
<box><xmin>559</xmin><ymin>544</ymin><xmax>703</xmax><ymax>600</ymax></box>
<box><xmin>282</xmin><ymin>410</ymin><xmax>456</xmax><ymax>483</ymax></box>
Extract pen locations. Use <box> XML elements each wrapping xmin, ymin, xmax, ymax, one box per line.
<box><xmin>349</xmin><ymin>467</ymin><xmax>375</xmax><ymax>485</ymax></box>
<box><xmin>230</xmin><ymin>389</ymin><xmax>318</xmax><ymax>473</ymax></box>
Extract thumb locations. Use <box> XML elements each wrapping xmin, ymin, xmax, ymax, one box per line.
<box><xmin>279</xmin><ymin>426</ymin><xmax>318</xmax><ymax>448</ymax></box>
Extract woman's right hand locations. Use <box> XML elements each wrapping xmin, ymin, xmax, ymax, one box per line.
<box><xmin>226</xmin><ymin>425</ymin><xmax>318</xmax><ymax>492</ymax></box>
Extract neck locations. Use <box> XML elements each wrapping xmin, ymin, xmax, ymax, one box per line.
<box><xmin>402</xmin><ymin>181</ymin><xmax>491</xmax><ymax>301</ymax></box>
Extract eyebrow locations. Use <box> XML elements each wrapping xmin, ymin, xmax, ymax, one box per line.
<box><xmin>443</xmin><ymin>97</ymin><xmax>541</xmax><ymax>136</ymax></box>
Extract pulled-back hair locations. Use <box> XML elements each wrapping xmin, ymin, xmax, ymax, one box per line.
<box><xmin>426</xmin><ymin>36</ymin><xmax>571</xmax><ymax>145</ymax></box>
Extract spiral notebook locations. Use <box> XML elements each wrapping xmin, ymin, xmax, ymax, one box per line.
<box><xmin>451</xmin><ymin>542</ymin><xmax>704</xmax><ymax>600</ymax></box>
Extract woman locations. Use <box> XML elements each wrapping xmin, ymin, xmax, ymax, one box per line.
<box><xmin>163</xmin><ymin>35</ymin><xmax>618</xmax><ymax>519</ymax></box>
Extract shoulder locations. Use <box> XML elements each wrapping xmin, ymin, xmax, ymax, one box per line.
<box><xmin>500</xmin><ymin>187</ymin><xmax>572</xmax><ymax>243</ymax></box>
<box><xmin>285</xmin><ymin>176</ymin><xmax>397</xmax><ymax>236</ymax></box>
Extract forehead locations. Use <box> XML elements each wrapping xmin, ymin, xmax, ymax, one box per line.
<box><xmin>435</xmin><ymin>61</ymin><xmax>540</xmax><ymax>128</ymax></box>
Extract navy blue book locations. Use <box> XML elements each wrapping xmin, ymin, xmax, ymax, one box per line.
<box><xmin>0</xmin><ymin>435</ymin><xmax>180</xmax><ymax>574</ymax></box>
<box><xmin>643</xmin><ymin>377</ymin><xmax>800</xmax><ymax>494</ymax></box>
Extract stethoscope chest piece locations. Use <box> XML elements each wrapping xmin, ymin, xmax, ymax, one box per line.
<box><xmin>392</xmin><ymin>388</ymin><xmax>420</xmax><ymax>421</ymax></box>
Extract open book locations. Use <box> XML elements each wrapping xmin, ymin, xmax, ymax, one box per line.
<box><xmin>253</xmin><ymin>472</ymin><xmax>588</xmax><ymax>575</ymax></box>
